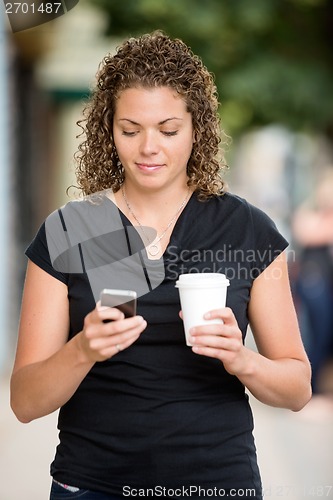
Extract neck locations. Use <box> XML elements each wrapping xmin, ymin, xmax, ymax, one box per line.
<box><xmin>117</xmin><ymin>182</ymin><xmax>192</xmax><ymax>259</ymax></box>
<box><xmin>120</xmin><ymin>182</ymin><xmax>191</xmax><ymax>219</ymax></box>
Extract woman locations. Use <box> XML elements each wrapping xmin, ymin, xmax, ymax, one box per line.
<box><xmin>11</xmin><ymin>31</ymin><xmax>311</xmax><ymax>499</ymax></box>
<box><xmin>292</xmin><ymin>171</ymin><xmax>333</xmax><ymax>406</ymax></box>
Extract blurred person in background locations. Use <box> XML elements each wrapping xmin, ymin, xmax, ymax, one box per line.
<box><xmin>10</xmin><ymin>31</ymin><xmax>311</xmax><ymax>499</ymax></box>
<box><xmin>293</xmin><ymin>169</ymin><xmax>333</xmax><ymax>414</ymax></box>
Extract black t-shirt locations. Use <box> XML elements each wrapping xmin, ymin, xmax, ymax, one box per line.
<box><xmin>26</xmin><ymin>191</ymin><xmax>288</xmax><ymax>498</ymax></box>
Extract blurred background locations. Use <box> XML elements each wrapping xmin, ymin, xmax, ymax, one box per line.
<box><xmin>1</xmin><ymin>0</ymin><xmax>333</xmax><ymax>498</ymax></box>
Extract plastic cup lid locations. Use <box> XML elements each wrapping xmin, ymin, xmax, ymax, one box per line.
<box><xmin>175</xmin><ymin>272</ymin><xmax>229</xmax><ymax>288</ymax></box>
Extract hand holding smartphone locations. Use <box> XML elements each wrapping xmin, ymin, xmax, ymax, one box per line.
<box><xmin>100</xmin><ymin>289</ymin><xmax>137</xmax><ymax>318</ymax></box>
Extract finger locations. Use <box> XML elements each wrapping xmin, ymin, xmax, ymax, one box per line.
<box><xmin>101</xmin><ymin>334</ymin><xmax>141</xmax><ymax>359</ymax></box>
<box><xmin>191</xmin><ymin>345</ymin><xmax>224</xmax><ymax>360</ymax></box>
<box><xmin>90</xmin><ymin>328</ymin><xmax>141</xmax><ymax>353</ymax></box>
<box><xmin>189</xmin><ymin>332</ymin><xmax>238</xmax><ymax>350</ymax></box>
<box><xmin>204</xmin><ymin>307</ymin><xmax>235</xmax><ymax>324</ymax></box>
<box><xmin>102</xmin><ymin>315</ymin><xmax>146</xmax><ymax>336</ymax></box>
<box><xmin>189</xmin><ymin>322</ymin><xmax>240</xmax><ymax>338</ymax></box>
<box><xmin>89</xmin><ymin>319</ymin><xmax>147</xmax><ymax>353</ymax></box>
<box><xmin>85</xmin><ymin>315</ymin><xmax>146</xmax><ymax>341</ymax></box>
<box><xmin>96</xmin><ymin>303</ymin><xmax>125</xmax><ymax>322</ymax></box>
<box><xmin>107</xmin><ymin>318</ymin><xmax>147</xmax><ymax>343</ymax></box>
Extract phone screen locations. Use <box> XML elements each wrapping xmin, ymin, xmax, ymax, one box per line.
<box><xmin>100</xmin><ymin>289</ymin><xmax>137</xmax><ymax>318</ymax></box>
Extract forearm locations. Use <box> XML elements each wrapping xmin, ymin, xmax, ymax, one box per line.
<box><xmin>237</xmin><ymin>348</ymin><xmax>312</xmax><ymax>411</ymax></box>
<box><xmin>10</xmin><ymin>333</ymin><xmax>94</xmax><ymax>423</ymax></box>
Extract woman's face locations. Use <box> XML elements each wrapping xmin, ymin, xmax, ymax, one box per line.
<box><xmin>113</xmin><ymin>86</ymin><xmax>194</xmax><ymax>192</ymax></box>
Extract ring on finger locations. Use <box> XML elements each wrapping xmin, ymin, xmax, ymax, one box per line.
<box><xmin>115</xmin><ymin>344</ymin><xmax>122</xmax><ymax>352</ymax></box>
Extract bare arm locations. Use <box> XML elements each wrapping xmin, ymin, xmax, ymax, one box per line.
<box><xmin>187</xmin><ymin>252</ymin><xmax>312</xmax><ymax>411</ymax></box>
<box><xmin>10</xmin><ymin>261</ymin><xmax>147</xmax><ymax>423</ymax></box>
<box><xmin>241</xmin><ymin>251</ymin><xmax>312</xmax><ymax>410</ymax></box>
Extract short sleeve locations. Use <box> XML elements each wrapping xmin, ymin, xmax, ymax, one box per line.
<box><xmin>25</xmin><ymin>222</ymin><xmax>69</xmax><ymax>285</ymax></box>
<box><xmin>247</xmin><ymin>202</ymin><xmax>289</xmax><ymax>279</ymax></box>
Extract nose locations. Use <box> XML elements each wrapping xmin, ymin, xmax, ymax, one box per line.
<box><xmin>139</xmin><ymin>130</ymin><xmax>159</xmax><ymax>156</ymax></box>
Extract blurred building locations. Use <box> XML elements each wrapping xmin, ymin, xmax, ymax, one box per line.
<box><xmin>0</xmin><ymin>6</ymin><xmax>50</xmax><ymax>373</ymax></box>
<box><xmin>0</xmin><ymin>1</ymin><xmax>116</xmax><ymax>374</ymax></box>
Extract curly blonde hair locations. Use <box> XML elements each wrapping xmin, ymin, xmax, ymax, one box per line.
<box><xmin>75</xmin><ymin>31</ymin><xmax>227</xmax><ymax>200</ymax></box>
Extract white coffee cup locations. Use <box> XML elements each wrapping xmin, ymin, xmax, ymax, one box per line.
<box><xmin>175</xmin><ymin>273</ymin><xmax>230</xmax><ymax>346</ymax></box>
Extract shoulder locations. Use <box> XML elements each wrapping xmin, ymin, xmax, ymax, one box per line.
<box><xmin>26</xmin><ymin>197</ymin><xmax>97</xmax><ymax>274</ymax></box>
<box><xmin>217</xmin><ymin>192</ymin><xmax>280</xmax><ymax>223</ymax></box>
<box><xmin>199</xmin><ymin>191</ymin><xmax>270</xmax><ymax>223</ymax></box>
<box><xmin>203</xmin><ymin>191</ymin><xmax>288</xmax><ymax>248</ymax></box>
<box><xmin>45</xmin><ymin>191</ymin><xmax>119</xmax><ymax>240</ymax></box>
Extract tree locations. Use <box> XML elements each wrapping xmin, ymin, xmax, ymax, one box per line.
<box><xmin>88</xmin><ymin>0</ymin><xmax>333</xmax><ymax>139</ymax></box>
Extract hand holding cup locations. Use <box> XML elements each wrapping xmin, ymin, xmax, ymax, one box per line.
<box><xmin>175</xmin><ymin>273</ymin><xmax>229</xmax><ymax>346</ymax></box>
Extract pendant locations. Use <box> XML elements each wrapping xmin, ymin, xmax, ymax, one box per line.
<box><xmin>148</xmin><ymin>244</ymin><xmax>160</xmax><ymax>256</ymax></box>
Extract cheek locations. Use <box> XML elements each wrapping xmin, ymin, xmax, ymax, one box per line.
<box><xmin>182</xmin><ymin>136</ymin><xmax>195</xmax><ymax>160</ymax></box>
<box><xmin>114</xmin><ymin>136</ymin><xmax>133</xmax><ymax>159</ymax></box>
<box><xmin>173</xmin><ymin>145</ymin><xmax>193</xmax><ymax>169</ymax></box>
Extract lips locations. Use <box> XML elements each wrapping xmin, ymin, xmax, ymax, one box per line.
<box><xmin>136</xmin><ymin>163</ymin><xmax>164</xmax><ymax>172</ymax></box>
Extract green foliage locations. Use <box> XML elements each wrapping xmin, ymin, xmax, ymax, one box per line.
<box><xmin>89</xmin><ymin>0</ymin><xmax>333</xmax><ymax>137</ymax></box>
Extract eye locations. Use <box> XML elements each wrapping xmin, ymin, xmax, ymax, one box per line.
<box><xmin>161</xmin><ymin>130</ymin><xmax>178</xmax><ymax>136</ymax></box>
<box><xmin>122</xmin><ymin>131</ymin><xmax>138</xmax><ymax>137</ymax></box>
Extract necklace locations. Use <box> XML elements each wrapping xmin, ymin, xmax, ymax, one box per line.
<box><xmin>121</xmin><ymin>186</ymin><xmax>191</xmax><ymax>257</ymax></box>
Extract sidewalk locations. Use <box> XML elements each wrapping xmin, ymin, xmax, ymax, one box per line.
<box><xmin>251</xmin><ymin>396</ymin><xmax>333</xmax><ymax>499</ymax></box>
<box><xmin>1</xmin><ymin>373</ymin><xmax>333</xmax><ymax>500</ymax></box>
<box><xmin>0</xmin><ymin>375</ymin><xmax>59</xmax><ymax>499</ymax></box>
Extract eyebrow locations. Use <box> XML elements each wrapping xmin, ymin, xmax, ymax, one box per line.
<box><xmin>118</xmin><ymin>117</ymin><xmax>183</xmax><ymax>126</ymax></box>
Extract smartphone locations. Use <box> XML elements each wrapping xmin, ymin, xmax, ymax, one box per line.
<box><xmin>100</xmin><ymin>288</ymin><xmax>137</xmax><ymax>318</ymax></box>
